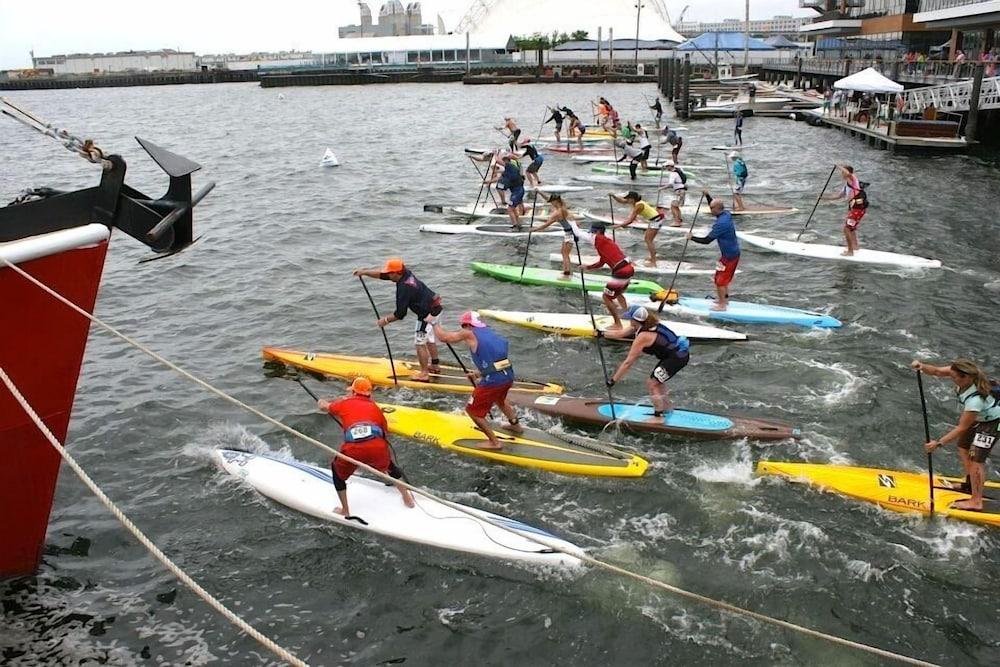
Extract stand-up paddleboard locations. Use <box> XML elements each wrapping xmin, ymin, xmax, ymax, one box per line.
<box><xmin>737</xmin><ymin>233</ymin><xmax>943</xmax><ymax>269</ymax></box>
<box><xmin>546</xmin><ymin>145</ymin><xmax>614</xmax><ymax>155</ymax></box>
<box><xmin>477</xmin><ymin>309</ymin><xmax>747</xmax><ymax>342</ymax></box>
<box><xmin>320</xmin><ymin>148</ymin><xmax>340</xmax><ymax>167</ymax></box>
<box><xmin>380</xmin><ymin>404</ymin><xmax>647</xmax><ymax>478</ymax></box>
<box><xmin>262</xmin><ymin>347</ymin><xmax>563</xmax><ymax>394</ymax></box>
<box><xmin>572</xmin><ymin>157</ymin><xmax>725</xmax><ymax>170</ymax></box>
<box><xmin>509</xmin><ymin>395</ymin><xmax>800</xmax><ymax>441</ymax></box>
<box><xmin>580</xmin><ymin>210</ymin><xmax>711</xmax><ymax>235</ymax></box>
<box><xmin>448</xmin><ymin>204</ymin><xmax>542</xmax><ymax>219</ymax></box>
<box><xmin>521</xmin><ymin>183</ymin><xmax>593</xmax><ymax>194</ymax></box>
<box><xmin>471</xmin><ymin>262</ymin><xmax>666</xmax><ymax>295</ymax></box>
<box><xmin>712</xmin><ymin>142</ymin><xmax>757</xmax><ymax>150</ymax></box>
<box><xmin>550</xmin><ymin>253</ymin><xmax>720</xmax><ymax>276</ymax></box>
<box><xmin>757</xmin><ymin>461</ymin><xmax>1000</xmax><ymax>528</ymax></box>
<box><xmin>420</xmin><ymin>223</ymin><xmax>563</xmax><ymax>238</ymax></box>
<box><xmin>609</xmin><ymin>292</ymin><xmax>843</xmax><ymax>328</ymax></box>
<box><xmin>538</xmin><ymin>135</ymin><xmax>610</xmax><ymax>145</ymax></box>
<box><xmin>214</xmin><ymin>449</ymin><xmax>585</xmax><ymax>566</ymax></box>
<box><xmin>591</xmin><ymin>165</ymin><xmax>675</xmax><ymax>179</ymax></box>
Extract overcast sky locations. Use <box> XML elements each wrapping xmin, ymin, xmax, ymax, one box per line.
<box><xmin>0</xmin><ymin>1</ymin><xmax>811</xmax><ymax>69</ymax></box>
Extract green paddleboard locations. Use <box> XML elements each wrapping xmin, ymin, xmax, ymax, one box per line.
<box><xmin>470</xmin><ymin>262</ymin><xmax>664</xmax><ymax>295</ymax></box>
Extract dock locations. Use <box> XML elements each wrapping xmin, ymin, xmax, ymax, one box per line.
<box><xmin>799</xmin><ymin>109</ymin><xmax>971</xmax><ymax>152</ymax></box>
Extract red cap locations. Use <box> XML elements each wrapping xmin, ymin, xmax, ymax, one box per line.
<box><xmin>459</xmin><ymin>311</ymin><xmax>487</xmax><ymax>328</ymax></box>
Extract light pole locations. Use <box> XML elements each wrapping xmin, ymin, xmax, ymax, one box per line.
<box><xmin>634</xmin><ymin>0</ymin><xmax>645</xmax><ymax>72</ymax></box>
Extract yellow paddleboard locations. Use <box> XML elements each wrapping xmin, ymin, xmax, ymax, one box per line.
<box><xmin>263</xmin><ymin>347</ymin><xmax>563</xmax><ymax>395</ymax></box>
<box><xmin>380</xmin><ymin>403</ymin><xmax>647</xmax><ymax>478</ymax></box>
<box><xmin>757</xmin><ymin>461</ymin><xmax>1000</xmax><ymax>528</ymax></box>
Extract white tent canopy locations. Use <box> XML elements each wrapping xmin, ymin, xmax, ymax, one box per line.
<box><xmin>833</xmin><ymin>67</ymin><xmax>904</xmax><ymax>93</ymax></box>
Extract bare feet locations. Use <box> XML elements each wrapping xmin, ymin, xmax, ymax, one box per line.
<box><xmin>479</xmin><ymin>440</ymin><xmax>504</xmax><ymax>451</ymax></box>
<box><xmin>671</xmin><ymin>221</ymin><xmax>683</xmax><ymax>228</ymax></box>
<box><xmin>401</xmin><ymin>493</ymin><xmax>416</xmax><ymax>508</ymax></box>
<box><xmin>428</xmin><ymin>365</ymin><xmax>442</xmax><ymax>374</ymax></box>
<box><xmin>710</xmin><ymin>302</ymin><xmax>728</xmax><ymax>312</ymax></box>
<box><xmin>841</xmin><ymin>250</ymin><xmax>854</xmax><ymax>256</ymax></box>
<box><xmin>644</xmin><ymin>259</ymin><xmax>659</xmax><ymax>267</ymax></box>
<box><xmin>504</xmin><ymin>420</ymin><xmax>524</xmax><ymax>434</ymax></box>
<box><xmin>952</xmin><ymin>500</ymin><xmax>984</xmax><ymax>511</ymax></box>
<box><xmin>334</xmin><ymin>506</ymin><xmax>348</xmax><ymax>516</ymax></box>
<box><xmin>412</xmin><ymin>373</ymin><xmax>431</xmax><ymax>382</ymax></box>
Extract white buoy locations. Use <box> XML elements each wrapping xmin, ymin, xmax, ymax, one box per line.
<box><xmin>277</xmin><ymin>93</ymin><xmax>286</xmax><ymax>101</ymax></box>
<box><xmin>320</xmin><ymin>148</ymin><xmax>340</xmax><ymax>167</ymax></box>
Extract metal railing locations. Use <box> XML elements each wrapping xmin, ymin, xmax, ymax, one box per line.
<box><xmin>756</xmin><ymin>57</ymin><xmax>996</xmax><ymax>83</ymax></box>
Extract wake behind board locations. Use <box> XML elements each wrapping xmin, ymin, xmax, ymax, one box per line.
<box><xmin>737</xmin><ymin>233</ymin><xmax>943</xmax><ymax>269</ymax></box>
<box><xmin>420</xmin><ymin>223</ymin><xmax>563</xmax><ymax>238</ymax></box>
<box><xmin>214</xmin><ymin>449</ymin><xmax>584</xmax><ymax>565</ymax></box>
<box><xmin>509</xmin><ymin>395</ymin><xmax>800</xmax><ymax>441</ymax></box>
<box><xmin>380</xmin><ymin>404</ymin><xmax>647</xmax><ymax>478</ymax></box>
<box><xmin>757</xmin><ymin>461</ymin><xmax>1000</xmax><ymax>528</ymax></box>
<box><xmin>471</xmin><ymin>262</ymin><xmax>666</xmax><ymax>295</ymax></box>
<box><xmin>611</xmin><ymin>292</ymin><xmax>842</xmax><ymax>328</ymax></box>
<box><xmin>262</xmin><ymin>347</ymin><xmax>563</xmax><ymax>394</ymax></box>
<box><xmin>477</xmin><ymin>309</ymin><xmax>747</xmax><ymax>342</ymax></box>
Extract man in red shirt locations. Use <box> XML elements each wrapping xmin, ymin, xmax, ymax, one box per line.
<box><xmin>567</xmin><ymin>219</ymin><xmax>636</xmax><ymax>328</ymax></box>
<box><xmin>318</xmin><ymin>376</ymin><xmax>415</xmax><ymax>517</ymax></box>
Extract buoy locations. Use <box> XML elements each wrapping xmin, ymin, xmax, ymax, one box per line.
<box><xmin>321</xmin><ymin>148</ymin><xmax>340</xmax><ymax>167</ymax></box>
<box><xmin>277</xmin><ymin>93</ymin><xmax>286</xmax><ymax>101</ymax></box>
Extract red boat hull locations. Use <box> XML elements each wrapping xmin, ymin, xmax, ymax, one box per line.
<box><xmin>0</xmin><ymin>238</ymin><xmax>109</xmax><ymax>577</ymax></box>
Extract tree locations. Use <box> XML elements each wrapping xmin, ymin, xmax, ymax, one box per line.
<box><xmin>571</xmin><ymin>30</ymin><xmax>589</xmax><ymax>41</ymax></box>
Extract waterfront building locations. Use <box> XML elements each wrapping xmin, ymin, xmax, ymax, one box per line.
<box><xmin>339</xmin><ymin>1</ymin><xmax>435</xmax><ymax>39</ymax></box>
<box><xmin>316</xmin><ymin>33</ymin><xmax>516</xmax><ymax>67</ymax></box>
<box><xmin>676</xmin><ymin>16</ymin><xmax>811</xmax><ymax>39</ymax></box>
<box><xmin>798</xmin><ymin>1</ymin><xmax>952</xmax><ymax>58</ymax></box>
<box><xmin>199</xmin><ymin>52</ymin><xmax>318</xmax><ymax>71</ymax></box>
<box><xmin>31</xmin><ymin>50</ymin><xmax>197</xmax><ymax>75</ymax></box>
<box><xmin>914</xmin><ymin>0</ymin><xmax>999</xmax><ymax>57</ymax></box>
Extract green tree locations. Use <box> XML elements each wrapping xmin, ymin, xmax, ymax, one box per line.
<box><xmin>571</xmin><ymin>30</ymin><xmax>589</xmax><ymax>41</ymax></box>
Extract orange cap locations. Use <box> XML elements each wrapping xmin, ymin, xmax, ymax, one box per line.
<box><xmin>381</xmin><ymin>258</ymin><xmax>405</xmax><ymax>274</ymax></box>
<box><xmin>350</xmin><ymin>376</ymin><xmax>373</xmax><ymax>396</ymax></box>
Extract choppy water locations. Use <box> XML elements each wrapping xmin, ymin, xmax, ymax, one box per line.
<box><xmin>2</xmin><ymin>82</ymin><xmax>1000</xmax><ymax>666</ymax></box>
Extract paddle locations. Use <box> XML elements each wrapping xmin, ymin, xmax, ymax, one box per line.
<box><xmin>572</xmin><ymin>237</ymin><xmax>617</xmax><ymax>420</ymax></box>
<box><xmin>466</xmin><ymin>154</ymin><xmax>495</xmax><ymax>225</ymax></box>
<box><xmin>658</xmin><ymin>193</ymin><xmax>705</xmax><ymax>314</ymax></box>
<box><xmin>358</xmin><ymin>276</ymin><xmax>398</xmax><ymax>386</ymax></box>
<box><xmin>534</xmin><ymin>107</ymin><xmax>548</xmax><ymax>149</ymax></box>
<box><xmin>519</xmin><ymin>191</ymin><xmax>544</xmax><ymax>278</ymax></box>
<box><xmin>724</xmin><ymin>153</ymin><xmax>736</xmax><ymax>205</ymax></box>
<box><xmin>916</xmin><ymin>369</ymin><xmax>935</xmax><ymax>516</ymax></box>
<box><xmin>607</xmin><ymin>194</ymin><xmax>617</xmax><ymax>242</ymax></box>
<box><xmin>795</xmin><ymin>164</ymin><xmax>838</xmax><ymax>242</ymax></box>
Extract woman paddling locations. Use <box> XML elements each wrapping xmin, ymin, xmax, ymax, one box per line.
<box><xmin>602</xmin><ymin>305</ymin><xmax>690</xmax><ymax>415</ymax></box>
<box><xmin>911</xmin><ymin>358</ymin><xmax>1000</xmax><ymax>511</ymax></box>
<box><xmin>531</xmin><ymin>194</ymin><xmax>578</xmax><ymax>276</ymax></box>
<box><xmin>610</xmin><ymin>190</ymin><xmax>670</xmax><ymax>268</ymax></box>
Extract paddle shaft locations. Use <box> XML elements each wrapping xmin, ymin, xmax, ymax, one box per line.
<box><xmin>519</xmin><ymin>190</ymin><xmax>542</xmax><ymax>278</ymax></box>
<box><xmin>663</xmin><ymin>193</ymin><xmax>705</xmax><ymax>306</ymax></box>
<box><xmin>607</xmin><ymin>194</ymin><xmax>616</xmax><ymax>243</ymax></box>
<box><xmin>573</xmin><ymin>237</ymin><xmax>617</xmax><ymax>419</ymax></box>
<box><xmin>471</xmin><ymin>156</ymin><xmax>501</xmax><ymax>208</ymax></box>
<box><xmin>795</xmin><ymin>164</ymin><xmax>838</xmax><ymax>242</ymax></box>
<box><xmin>916</xmin><ymin>369</ymin><xmax>935</xmax><ymax>516</ymax></box>
<box><xmin>467</xmin><ymin>155</ymin><xmax>495</xmax><ymax>224</ymax></box>
<box><xmin>358</xmin><ymin>276</ymin><xmax>398</xmax><ymax>385</ymax></box>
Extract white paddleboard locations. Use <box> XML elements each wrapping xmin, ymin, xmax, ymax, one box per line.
<box><xmin>214</xmin><ymin>449</ymin><xmax>584</xmax><ymax>566</ymax></box>
<box><xmin>494</xmin><ymin>184</ymin><xmax>593</xmax><ymax>194</ymax></box>
<box><xmin>549</xmin><ymin>254</ymin><xmax>721</xmax><ymax>276</ymax></box>
<box><xmin>712</xmin><ymin>143</ymin><xmax>757</xmax><ymax>150</ymax></box>
<box><xmin>580</xmin><ymin>210</ymin><xmax>711</xmax><ymax>235</ymax></box>
<box><xmin>737</xmin><ymin>233</ymin><xmax>943</xmax><ymax>268</ymax></box>
<box><xmin>448</xmin><ymin>204</ymin><xmax>541</xmax><ymax>219</ymax></box>
<box><xmin>478</xmin><ymin>309</ymin><xmax>747</xmax><ymax>342</ymax></box>
<box><xmin>420</xmin><ymin>223</ymin><xmax>563</xmax><ymax>237</ymax></box>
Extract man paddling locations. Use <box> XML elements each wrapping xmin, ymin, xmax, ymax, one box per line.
<box><xmin>521</xmin><ymin>142</ymin><xmax>544</xmax><ymax>187</ymax></box>
<box><xmin>730</xmin><ymin>152</ymin><xmax>748</xmax><ymax>212</ymax></box>
<box><xmin>352</xmin><ymin>258</ymin><xmax>442</xmax><ymax>382</ymax></box>
<box><xmin>650</xmin><ymin>97</ymin><xmax>663</xmax><ymax>125</ymax></box>
<box><xmin>688</xmin><ymin>190</ymin><xmax>740</xmax><ymax>311</ymax></box>
<box><xmin>487</xmin><ymin>153</ymin><xmax>526</xmax><ymax>228</ymax></box>
<box><xmin>428</xmin><ymin>311</ymin><xmax>522</xmax><ymax>450</ymax></box>
<box><xmin>602</xmin><ymin>305</ymin><xmax>689</xmax><ymax>415</ymax></box>
<box><xmin>544</xmin><ymin>106</ymin><xmax>564</xmax><ymax>142</ymax></box>
<box><xmin>498</xmin><ymin>116</ymin><xmax>521</xmax><ymax>151</ymax></box>
<box><xmin>318</xmin><ymin>376</ymin><xmax>415</xmax><ymax>516</ymax></box>
<box><xmin>823</xmin><ymin>164</ymin><xmax>866</xmax><ymax>257</ymax></box>
<box><xmin>733</xmin><ymin>110</ymin><xmax>745</xmax><ymax>146</ymax></box>
<box><xmin>911</xmin><ymin>358</ymin><xmax>1000</xmax><ymax>512</ymax></box>
<box><xmin>561</xmin><ymin>106</ymin><xmax>586</xmax><ymax>149</ymax></box>
<box><xmin>662</xmin><ymin>126</ymin><xmax>683</xmax><ymax>163</ymax></box>
<box><xmin>566</xmin><ymin>218</ymin><xmax>635</xmax><ymax>328</ymax></box>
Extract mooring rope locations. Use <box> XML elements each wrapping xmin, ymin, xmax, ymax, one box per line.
<box><xmin>0</xmin><ymin>367</ymin><xmax>308</xmax><ymax>667</ymax></box>
<box><xmin>0</xmin><ymin>253</ymin><xmax>937</xmax><ymax>667</ymax></box>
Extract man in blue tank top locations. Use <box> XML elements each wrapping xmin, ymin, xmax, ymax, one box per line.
<box><xmin>429</xmin><ymin>311</ymin><xmax>522</xmax><ymax>449</ymax></box>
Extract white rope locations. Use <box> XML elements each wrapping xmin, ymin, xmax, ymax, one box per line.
<box><xmin>0</xmin><ymin>254</ymin><xmax>937</xmax><ymax>667</ymax></box>
<box><xmin>0</xmin><ymin>367</ymin><xmax>307</xmax><ymax>667</ymax></box>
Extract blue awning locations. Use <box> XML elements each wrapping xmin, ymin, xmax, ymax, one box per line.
<box><xmin>676</xmin><ymin>32</ymin><xmax>776</xmax><ymax>52</ymax></box>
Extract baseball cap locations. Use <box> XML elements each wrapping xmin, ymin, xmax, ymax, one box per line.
<box><xmin>350</xmin><ymin>376</ymin><xmax>373</xmax><ymax>396</ymax></box>
<box><xmin>460</xmin><ymin>311</ymin><xmax>487</xmax><ymax>328</ymax></box>
<box><xmin>589</xmin><ymin>220</ymin><xmax>608</xmax><ymax>232</ymax></box>
<box><xmin>381</xmin><ymin>258</ymin><xmax>405</xmax><ymax>274</ymax></box>
<box><xmin>728</xmin><ymin>151</ymin><xmax>739</xmax><ymax>159</ymax></box>
<box><xmin>625</xmin><ymin>305</ymin><xmax>649</xmax><ymax>322</ymax></box>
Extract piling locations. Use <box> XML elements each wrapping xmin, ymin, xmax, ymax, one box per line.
<box><xmin>681</xmin><ymin>54</ymin><xmax>691</xmax><ymax>119</ymax></box>
<box><xmin>966</xmin><ymin>63</ymin><xmax>985</xmax><ymax>142</ymax></box>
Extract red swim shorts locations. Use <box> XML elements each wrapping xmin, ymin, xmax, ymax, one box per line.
<box><xmin>714</xmin><ymin>256</ymin><xmax>740</xmax><ymax>288</ymax></box>
<box><xmin>334</xmin><ymin>440</ymin><xmax>392</xmax><ymax>480</ymax></box>
<box><xmin>467</xmin><ymin>382</ymin><xmax>513</xmax><ymax>418</ymax></box>
<box><xmin>845</xmin><ymin>208</ymin><xmax>866</xmax><ymax>230</ymax></box>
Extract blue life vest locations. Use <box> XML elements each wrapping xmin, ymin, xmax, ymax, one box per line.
<box><xmin>501</xmin><ymin>163</ymin><xmax>524</xmax><ymax>189</ymax></box>
<box><xmin>471</xmin><ymin>327</ymin><xmax>515</xmax><ymax>387</ymax></box>
<box><xmin>643</xmin><ymin>324</ymin><xmax>690</xmax><ymax>359</ymax></box>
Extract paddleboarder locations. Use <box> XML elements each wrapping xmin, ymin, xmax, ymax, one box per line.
<box><xmin>352</xmin><ymin>258</ymin><xmax>443</xmax><ymax>382</ymax></box>
<box><xmin>531</xmin><ymin>194</ymin><xmax>579</xmax><ymax>276</ymax></box>
<box><xmin>602</xmin><ymin>305</ymin><xmax>689</xmax><ymax>415</ymax></box>
<box><xmin>650</xmin><ymin>97</ymin><xmax>663</xmax><ymax>125</ymax></box>
<box><xmin>730</xmin><ymin>152</ymin><xmax>748</xmax><ymax>212</ymax></box>
<box><xmin>318</xmin><ymin>376</ymin><xmax>415</xmax><ymax>516</ymax></box>
<box><xmin>823</xmin><ymin>164</ymin><xmax>866</xmax><ymax>256</ymax></box>
<box><xmin>561</xmin><ymin>106</ymin><xmax>586</xmax><ymax>149</ymax></box>
<box><xmin>610</xmin><ymin>191</ymin><xmax>669</xmax><ymax>268</ymax></box>
<box><xmin>688</xmin><ymin>190</ymin><xmax>740</xmax><ymax>311</ymax></box>
<box><xmin>487</xmin><ymin>153</ymin><xmax>526</xmax><ymax>229</ymax></box>
<box><xmin>567</xmin><ymin>218</ymin><xmax>635</xmax><ymax>328</ymax></box>
<box><xmin>911</xmin><ymin>358</ymin><xmax>1000</xmax><ymax>511</ymax></box>
<box><xmin>429</xmin><ymin>312</ymin><xmax>522</xmax><ymax>450</ymax></box>
<box><xmin>521</xmin><ymin>142</ymin><xmax>544</xmax><ymax>187</ymax></box>
<box><xmin>614</xmin><ymin>140</ymin><xmax>645</xmax><ymax>181</ymax></box>
<box><xmin>655</xmin><ymin>161</ymin><xmax>687</xmax><ymax>227</ymax></box>
<box><xmin>734</xmin><ymin>110</ymin><xmax>745</xmax><ymax>146</ymax></box>
<box><xmin>498</xmin><ymin>117</ymin><xmax>521</xmax><ymax>151</ymax></box>
<box><xmin>663</xmin><ymin>126</ymin><xmax>683</xmax><ymax>163</ymax></box>
<box><xmin>544</xmin><ymin>106</ymin><xmax>565</xmax><ymax>142</ymax></box>
<box><xmin>634</xmin><ymin>124</ymin><xmax>652</xmax><ymax>173</ymax></box>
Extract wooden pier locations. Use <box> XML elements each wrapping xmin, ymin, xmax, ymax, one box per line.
<box><xmin>800</xmin><ymin>109</ymin><xmax>971</xmax><ymax>151</ymax></box>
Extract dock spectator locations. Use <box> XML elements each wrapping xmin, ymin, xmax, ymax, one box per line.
<box><xmin>905</xmin><ymin>50</ymin><xmax>916</xmax><ymax>75</ymax></box>
<box><xmin>952</xmin><ymin>49</ymin><xmax>966</xmax><ymax>79</ymax></box>
<box><xmin>917</xmin><ymin>52</ymin><xmax>927</xmax><ymax>75</ymax></box>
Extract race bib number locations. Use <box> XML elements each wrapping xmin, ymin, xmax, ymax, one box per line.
<box><xmin>653</xmin><ymin>366</ymin><xmax>671</xmax><ymax>382</ymax></box>
<box><xmin>349</xmin><ymin>425</ymin><xmax>374</xmax><ymax>440</ymax></box>
<box><xmin>973</xmin><ymin>432</ymin><xmax>995</xmax><ymax>449</ymax></box>
<box><xmin>715</xmin><ymin>262</ymin><xmax>726</xmax><ymax>272</ymax></box>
